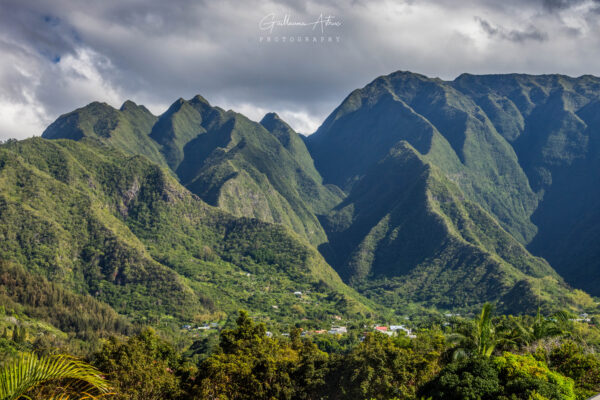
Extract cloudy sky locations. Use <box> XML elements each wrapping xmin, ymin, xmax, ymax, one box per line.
<box><xmin>1</xmin><ymin>0</ymin><xmax>600</xmax><ymax>139</ymax></box>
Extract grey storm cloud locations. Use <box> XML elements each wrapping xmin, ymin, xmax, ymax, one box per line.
<box><xmin>541</xmin><ymin>0</ymin><xmax>600</xmax><ymax>11</ymax></box>
<box><xmin>475</xmin><ymin>17</ymin><xmax>548</xmax><ymax>42</ymax></box>
<box><xmin>1</xmin><ymin>0</ymin><xmax>600</xmax><ymax>140</ymax></box>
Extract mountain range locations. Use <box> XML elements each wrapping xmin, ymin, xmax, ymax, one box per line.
<box><xmin>2</xmin><ymin>70</ymin><xmax>599</xmax><ymax>337</ymax></box>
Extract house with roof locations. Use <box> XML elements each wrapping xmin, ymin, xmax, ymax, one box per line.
<box><xmin>374</xmin><ymin>326</ymin><xmax>394</xmax><ymax>336</ymax></box>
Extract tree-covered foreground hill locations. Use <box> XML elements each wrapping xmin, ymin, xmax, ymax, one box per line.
<box><xmin>2</xmin><ymin>306</ymin><xmax>600</xmax><ymax>400</ymax></box>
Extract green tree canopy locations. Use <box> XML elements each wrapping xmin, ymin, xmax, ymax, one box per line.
<box><xmin>92</xmin><ymin>328</ymin><xmax>184</xmax><ymax>400</ymax></box>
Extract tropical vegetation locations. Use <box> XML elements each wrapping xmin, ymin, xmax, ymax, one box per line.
<box><xmin>1</xmin><ymin>306</ymin><xmax>600</xmax><ymax>399</ymax></box>
<box><xmin>3</xmin><ymin>70</ymin><xmax>600</xmax><ymax>398</ymax></box>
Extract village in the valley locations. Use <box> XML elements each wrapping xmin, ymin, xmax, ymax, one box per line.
<box><xmin>182</xmin><ymin>320</ymin><xmax>417</xmax><ymax>339</ymax></box>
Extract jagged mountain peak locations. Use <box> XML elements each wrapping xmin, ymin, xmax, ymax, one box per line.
<box><xmin>260</xmin><ymin>112</ymin><xmax>292</xmax><ymax>133</ymax></box>
<box><xmin>85</xmin><ymin>101</ymin><xmax>115</xmax><ymax>110</ymax></box>
<box><xmin>190</xmin><ymin>94</ymin><xmax>211</xmax><ymax>105</ymax></box>
<box><xmin>260</xmin><ymin>111</ymin><xmax>281</xmax><ymax>123</ymax></box>
<box><xmin>120</xmin><ymin>99</ymin><xmax>139</xmax><ymax>111</ymax></box>
<box><xmin>37</xmin><ymin>71</ymin><xmax>600</xmax><ymax>312</ymax></box>
<box><xmin>162</xmin><ymin>97</ymin><xmax>188</xmax><ymax>115</ymax></box>
<box><xmin>119</xmin><ymin>100</ymin><xmax>155</xmax><ymax>117</ymax></box>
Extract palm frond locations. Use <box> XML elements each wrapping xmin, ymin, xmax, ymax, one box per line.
<box><xmin>0</xmin><ymin>352</ymin><xmax>111</xmax><ymax>400</ymax></box>
<box><xmin>476</xmin><ymin>303</ymin><xmax>495</xmax><ymax>357</ymax></box>
<box><xmin>451</xmin><ymin>348</ymin><xmax>469</xmax><ymax>361</ymax></box>
<box><xmin>445</xmin><ymin>333</ymin><xmax>469</xmax><ymax>346</ymax></box>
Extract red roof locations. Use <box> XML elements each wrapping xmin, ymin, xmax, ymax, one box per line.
<box><xmin>375</xmin><ymin>326</ymin><xmax>388</xmax><ymax>331</ymax></box>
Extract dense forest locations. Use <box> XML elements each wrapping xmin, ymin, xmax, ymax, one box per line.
<box><xmin>1</xmin><ymin>306</ymin><xmax>600</xmax><ymax>399</ymax></box>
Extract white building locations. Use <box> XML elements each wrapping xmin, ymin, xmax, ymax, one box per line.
<box><xmin>390</xmin><ymin>325</ymin><xmax>416</xmax><ymax>338</ymax></box>
<box><xmin>328</xmin><ymin>326</ymin><xmax>347</xmax><ymax>335</ymax></box>
<box><xmin>390</xmin><ymin>325</ymin><xmax>411</xmax><ymax>335</ymax></box>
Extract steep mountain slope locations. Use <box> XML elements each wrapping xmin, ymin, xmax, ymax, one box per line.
<box><xmin>148</xmin><ymin>95</ymin><xmax>214</xmax><ymax>170</ymax></box>
<box><xmin>308</xmin><ymin>72</ymin><xmax>538</xmax><ymax>244</ymax></box>
<box><xmin>167</xmin><ymin>100</ymin><xmax>343</xmax><ymax>246</ymax></box>
<box><xmin>320</xmin><ymin>142</ymin><xmax>581</xmax><ymax>313</ymax></box>
<box><xmin>452</xmin><ymin>74</ymin><xmax>600</xmax><ymax>294</ymax></box>
<box><xmin>38</xmin><ymin>72</ymin><xmax>600</xmax><ymax>311</ymax></box>
<box><xmin>259</xmin><ymin>112</ymin><xmax>345</xmax><ymax>215</ymax></box>
<box><xmin>42</xmin><ymin>100</ymin><xmax>165</xmax><ymax>167</ymax></box>
<box><xmin>43</xmin><ymin>97</ymin><xmax>342</xmax><ymax>246</ymax></box>
<box><xmin>0</xmin><ymin>138</ymin><xmax>374</xmax><ymax>328</ymax></box>
<box><xmin>307</xmin><ymin>71</ymin><xmax>600</xmax><ymax>299</ymax></box>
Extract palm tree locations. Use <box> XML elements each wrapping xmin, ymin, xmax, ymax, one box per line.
<box><xmin>0</xmin><ymin>352</ymin><xmax>111</xmax><ymax>400</ymax></box>
<box><xmin>512</xmin><ymin>309</ymin><xmax>574</xmax><ymax>346</ymax></box>
<box><xmin>447</xmin><ymin>303</ymin><xmax>497</xmax><ymax>359</ymax></box>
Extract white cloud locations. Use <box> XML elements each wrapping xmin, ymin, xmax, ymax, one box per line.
<box><xmin>48</xmin><ymin>48</ymin><xmax>123</xmax><ymax>108</ymax></box>
<box><xmin>0</xmin><ymin>100</ymin><xmax>47</xmax><ymax>140</ymax></box>
<box><xmin>277</xmin><ymin>110</ymin><xmax>322</xmax><ymax>135</ymax></box>
<box><xmin>0</xmin><ymin>23</ymin><xmax>125</xmax><ymax>139</ymax></box>
<box><xmin>214</xmin><ymin>100</ymin><xmax>323</xmax><ymax>134</ymax></box>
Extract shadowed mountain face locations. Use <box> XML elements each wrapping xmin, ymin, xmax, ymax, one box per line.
<box><xmin>317</xmin><ymin>141</ymin><xmax>572</xmax><ymax>312</ymax></box>
<box><xmin>39</xmin><ymin>70</ymin><xmax>600</xmax><ymax>313</ymax></box>
<box><xmin>452</xmin><ymin>74</ymin><xmax>600</xmax><ymax>294</ymax></box>
<box><xmin>307</xmin><ymin>71</ymin><xmax>600</xmax><ymax>300</ymax></box>
<box><xmin>307</xmin><ymin>72</ymin><xmax>539</xmax><ymax>244</ymax></box>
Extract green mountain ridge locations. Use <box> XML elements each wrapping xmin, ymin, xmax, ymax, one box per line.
<box><xmin>0</xmin><ymin>137</ymin><xmax>375</xmax><ymax>336</ymax></box>
<box><xmin>307</xmin><ymin>71</ymin><xmax>600</xmax><ymax>300</ymax></box>
<box><xmin>43</xmin><ymin>100</ymin><xmax>165</xmax><ymax>167</ymax></box>
<box><xmin>33</xmin><ymin>71</ymin><xmax>600</xmax><ymax>317</ymax></box>
<box><xmin>43</xmin><ymin>97</ymin><xmax>342</xmax><ymax>247</ymax></box>
<box><xmin>308</xmin><ymin>71</ymin><xmax>539</xmax><ymax>244</ymax></box>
